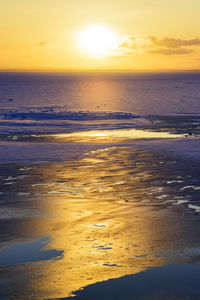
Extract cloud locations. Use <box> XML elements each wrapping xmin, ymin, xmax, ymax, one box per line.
<box><xmin>118</xmin><ymin>36</ymin><xmax>136</xmax><ymax>49</ymax></box>
<box><xmin>113</xmin><ymin>34</ymin><xmax>200</xmax><ymax>57</ymax></box>
<box><xmin>36</xmin><ymin>42</ymin><xmax>47</xmax><ymax>46</ymax></box>
<box><xmin>117</xmin><ymin>36</ymin><xmax>136</xmax><ymax>52</ymax></box>
<box><xmin>119</xmin><ymin>41</ymin><xmax>133</xmax><ymax>49</ymax></box>
<box><xmin>115</xmin><ymin>35</ymin><xmax>145</xmax><ymax>56</ymax></box>
<box><xmin>148</xmin><ymin>48</ymin><xmax>193</xmax><ymax>55</ymax></box>
<box><xmin>148</xmin><ymin>36</ymin><xmax>200</xmax><ymax>48</ymax></box>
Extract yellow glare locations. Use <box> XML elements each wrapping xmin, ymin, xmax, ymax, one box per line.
<box><xmin>78</xmin><ymin>24</ymin><xmax>118</xmax><ymax>57</ymax></box>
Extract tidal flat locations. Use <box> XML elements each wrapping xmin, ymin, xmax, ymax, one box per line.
<box><xmin>1</xmin><ymin>146</ymin><xmax>200</xmax><ymax>299</ymax></box>
<box><xmin>1</xmin><ymin>72</ymin><xmax>200</xmax><ymax>299</ymax></box>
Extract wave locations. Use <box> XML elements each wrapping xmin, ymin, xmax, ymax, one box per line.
<box><xmin>0</xmin><ymin>107</ymin><xmax>139</xmax><ymax>121</ymax></box>
<box><xmin>0</xmin><ymin>107</ymin><xmax>143</xmax><ymax>134</ymax></box>
<box><xmin>1</xmin><ymin>106</ymin><xmax>200</xmax><ymax>137</ymax></box>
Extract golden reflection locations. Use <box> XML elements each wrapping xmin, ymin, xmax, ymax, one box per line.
<box><xmin>73</xmin><ymin>76</ymin><xmax>124</xmax><ymax>111</ymax></box>
<box><xmin>41</xmin><ymin>128</ymin><xmax>184</xmax><ymax>143</ymax></box>
<box><xmin>0</xmin><ymin>147</ymin><xmax>199</xmax><ymax>299</ymax></box>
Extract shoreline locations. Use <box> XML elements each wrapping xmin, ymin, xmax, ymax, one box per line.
<box><xmin>1</xmin><ymin>146</ymin><xmax>200</xmax><ymax>298</ymax></box>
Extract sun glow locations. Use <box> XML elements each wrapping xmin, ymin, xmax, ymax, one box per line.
<box><xmin>78</xmin><ymin>24</ymin><xmax>119</xmax><ymax>58</ymax></box>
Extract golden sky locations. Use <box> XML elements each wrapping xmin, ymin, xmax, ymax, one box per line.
<box><xmin>1</xmin><ymin>0</ymin><xmax>200</xmax><ymax>70</ymax></box>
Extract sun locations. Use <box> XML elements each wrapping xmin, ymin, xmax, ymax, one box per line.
<box><xmin>78</xmin><ymin>24</ymin><xmax>118</xmax><ymax>58</ymax></box>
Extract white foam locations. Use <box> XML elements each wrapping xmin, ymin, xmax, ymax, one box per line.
<box><xmin>167</xmin><ymin>180</ymin><xmax>183</xmax><ymax>184</ymax></box>
<box><xmin>188</xmin><ymin>204</ymin><xmax>200</xmax><ymax>213</ymax></box>
<box><xmin>173</xmin><ymin>199</ymin><xmax>188</xmax><ymax>205</ymax></box>
<box><xmin>180</xmin><ymin>185</ymin><xmax>200</xmax><ymax>191</ymax></box>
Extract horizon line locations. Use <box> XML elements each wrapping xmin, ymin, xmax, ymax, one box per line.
<box><xmin>0</xmin><ymin>68</ymin><xmax>200</xmax><ymax>73</ymax></box>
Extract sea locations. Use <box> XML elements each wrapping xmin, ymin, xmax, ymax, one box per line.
<box><xmin>1</xmin><ymin>71</ymin><xmax>200</xmax><ymax>299</ymax></box>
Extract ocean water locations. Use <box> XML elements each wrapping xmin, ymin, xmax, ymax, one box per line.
<box><xmin>0</xmin><ymin>71</ymin><xmax>200</xmax><ymax>135</ymax></box>
<box><xmin>1</xmin><ymin>72</ymin><xmax>200</xmax><ymax>299</ymax></box>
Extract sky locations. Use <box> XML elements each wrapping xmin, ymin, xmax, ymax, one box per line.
<box><xmin>1</xmin><ymin>0</ymin><xmax>200</xmax><ymax>70</ymax></box>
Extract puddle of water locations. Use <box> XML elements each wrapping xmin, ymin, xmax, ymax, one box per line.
<box><xmin>0</xmin><ymin>236</ymin><xmax>63</xmax><ymax>267</ymax></box>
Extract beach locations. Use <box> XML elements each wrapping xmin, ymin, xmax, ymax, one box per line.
<box><xmin>1</xmin><ymin>72</ymin><xmax>200</xmax><ymax>299</ymax></box>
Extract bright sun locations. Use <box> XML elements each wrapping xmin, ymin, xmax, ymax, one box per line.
<box><xmin>78</xmin><ymin>24</ymin><xmax>118</xmax><ymax>58</ymax></box>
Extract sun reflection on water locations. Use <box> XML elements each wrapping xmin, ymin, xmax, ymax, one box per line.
<box><xmin>0</xmin><ymin>147</ymin><xmax>200</xmax><ymax>299</ymax></box>
<box><xmin>32</xmin><ymin>128</ymin><xmax>184</xmax><ymax>144</ymax></box>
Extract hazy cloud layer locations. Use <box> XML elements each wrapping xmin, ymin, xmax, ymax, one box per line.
<box><xmin>36</xmin><ymin>42</ymin><xmax>47</xmax><ymax>46</ymax></box>
<box><xmin>148</xmin><ymin>48</ymin><xmax>193</xmax><ymax>55</ymax></box>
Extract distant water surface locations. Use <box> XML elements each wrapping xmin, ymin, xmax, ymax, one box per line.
<box><xmin>0</xmin><ymin>72</ymin><xmax>200</xmax><ymax>114</ymax></box>
<box><xmin>0</xmin><ymin>72</ymin><xmax>200</xmax><ymax>135</ymax></box>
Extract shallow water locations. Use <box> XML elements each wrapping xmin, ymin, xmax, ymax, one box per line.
<box><xmin>1</xmin><ymin>148</ymin><xmax>200</xmax><ymax>298</ymax></box>
<box><xmin>64</xmin><ymin>263</ymin><xmax>200</xmax><ymax>300</ymax></box>
<box><xmin>1</xmin><ymin>72</ymin><xmax>200</xmax><ymax>299</ymax></box>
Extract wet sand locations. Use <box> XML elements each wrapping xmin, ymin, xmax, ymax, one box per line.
<box><xmin>1</xmin><ymin>146</ymin><xmax>200</xmax><ymax>299</ymax></box>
